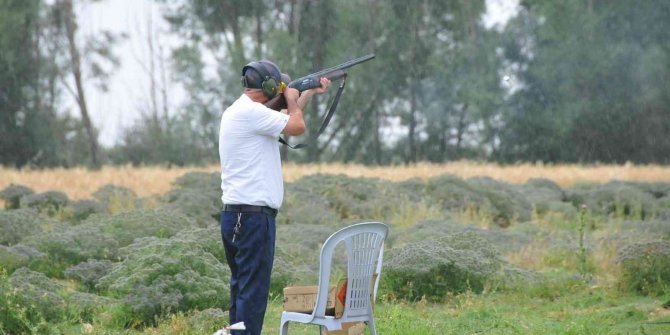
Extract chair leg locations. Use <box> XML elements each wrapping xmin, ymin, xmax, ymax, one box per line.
<box><xmin>280</xmin><ymin>320</ymin><xmax>289</xmax><ymax>335</ymax></box>
<box><xmin>367</xmin><ymin>318</ymin><xmax>377</xmax><ymax>335</ymax></box>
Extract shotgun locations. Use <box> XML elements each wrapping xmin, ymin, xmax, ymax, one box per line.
<box><xmin>265</xmin><ymin>54</ymin><xmax>375</xmax><ymax>111</ymax></box>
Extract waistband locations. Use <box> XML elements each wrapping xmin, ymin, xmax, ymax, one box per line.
<box><xmin>222</xmin><ymin>204</ymin><xmax>278</xmax><ymax>218</ymax></box>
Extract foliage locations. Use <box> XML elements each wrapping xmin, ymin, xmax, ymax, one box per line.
<box><xmin>566</xmin><ymin>181</ymin><xmax>658</xmax><ymax>220</ymax></box>
<box><xmin>92</xmin><ymin>184</ymin><xmax>138</xmax><ymax>213</ymax></box>
<box><xmin>22</xmin><ymin>208</ymin><xmax>197</xmax><ymax>273</ymax></box>
<box><xmin>384</xmin><ymin>231</ymin><xmax>504</xmax><ymax>300</ymax></box>
<box><xmin>0</xmin><ymin>268</ymin><xmax>35</xmax><ymax>334</ymax></box>
<box><xmin>97</xmin><ymin>236</ymin><xmax>229</xmax><ymax>325</ymax></box>
<box><xmin>23</xmin><ymin>225</ymin><xmax>120</xmax><ymax>269</ymax></box>
<box><xmin>64</xmin><ymin>259</ymin><xmax>115</xmax><ymax>291</ymax></box>
<box><xmin>466</xmin><ymin>177</ymin><xmax>533</xmax><ymax>226</ymax></box>
<box><xmin>284</xmin><ymin>174</ymin><xmax>428</xmax><ymax>225</ymax></box>
<box><xmin>0</xmin><ymin>208</ymin><xmax>43</xmax><ymax>245</ymax></box>
<box><xmin>0</xmin><ymin>245</ymin><xmax>29</xmax><ymax>273</ymax></box>
<box><xmin>81</xmin><ymin>208</ymin><xmax>200</xmax><ymax>246</ymax></box>
<box><xmin>19</xmin><ymin>191</ymin><xmax>69</xmax><ymax>217</ymax></box>
<box><xmin>68</xmin><ymin>199</ymin><xmax>105</xmax><ymax>222</ymax></box>
<box><xmin>0</xmin><ymin>184</ymin><xmax>34</xmax><ymax>209</ymax></box>
<box><xmin>498</xmin><ymin>0</ymin><xmax>670</xmax><ymax>164</ymax></box>
<box><xmin>8</xmin><ymin>268</ymin><xmax>66</xmax><ymax>322</ymax></box>
<box><xmin>0</xmin><ymin>244</ymin><xmax>45</xmax><ymax>274</ymax></box>
<box><xmin>161</xmin><ymin>172</ymin><xmax>221</xmax><ymax>225</ymax></box>
<box><xmin>615</xmin><ymin>240</ymin><xmax>670</xmax><ymax>295</ymax></box>
<box><xmin>424</xmin><ymin>174</ymin><xmax>493</xmax><ymax>216</ymax></box>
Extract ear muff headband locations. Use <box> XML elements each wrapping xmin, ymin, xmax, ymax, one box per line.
<box><xmin>241</xmin><ymin>62</ymin><xmax>279</xmax><ymax>99</ymax></box>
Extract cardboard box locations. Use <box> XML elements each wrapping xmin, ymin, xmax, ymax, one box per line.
<box><xmin>321</xmin><ymin>322</ymin><xmax>365</xmax><ymax>335</ymax></box>
<box><xmin>282</xmin><ymin>279</ymin><xmax>347</xmax><ymax>317</ymax></box>
<box><xmin>283</xmin><ymin>274</ymin><xmax>378</xmax><ymax>316</ymax></box>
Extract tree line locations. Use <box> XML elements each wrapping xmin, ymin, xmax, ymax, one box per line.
<box><xmin>1</xmin><ymin>0</ymin><xmax>668</xmax><ymax>168</ymax></box>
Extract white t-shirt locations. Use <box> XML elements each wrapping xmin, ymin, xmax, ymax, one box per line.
<box><xmin>219</xmin><ymin>94</ymin><xmax>290</xmax><ymax>209</ymax></box>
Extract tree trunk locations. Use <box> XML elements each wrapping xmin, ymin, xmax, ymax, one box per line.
<box><xmin>62</xmin><ymin>0</ymin><xmax>100</xmax><ymax>168</ymax></box>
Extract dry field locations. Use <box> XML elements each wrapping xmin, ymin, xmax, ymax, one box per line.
<box><xmin>1</xmin><ymin>161</ymin><xmax>669</xmax><ymax>200</ymax></box>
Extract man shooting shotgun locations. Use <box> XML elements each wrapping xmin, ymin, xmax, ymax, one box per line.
<box><xmin>266</xmin><ymin>54</ymin><xmax>375</xmax><ymax>110</ymax></box>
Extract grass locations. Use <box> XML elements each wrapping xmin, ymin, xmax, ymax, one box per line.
<box><xmin>46</xmin><ymin>280</ymin><xmax>670</xmax><ymax>334</ymax></box>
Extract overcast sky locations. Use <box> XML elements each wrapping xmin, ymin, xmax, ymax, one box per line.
<box><xmin>75</xmin><ymin>0</ymin><xmax>520</xmax><ymax>147</ymax></box>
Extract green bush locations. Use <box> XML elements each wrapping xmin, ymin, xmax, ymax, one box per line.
<box><xmin>19</xmin><ymin>191</ymin><xmax>69</xmax><ymax>217</ymax></box>
<box><xmin>615</xmin><ymin>240</ymin><xmax>670</xmax><ymax>295</ymax></box>
<box><xmin>23</xmin><ymin>225</ymin><xmax>120</xmax><ymax>270</ymax></box>
<box><xmin>68</xmin><ymin>199</ymin><xmax>104</xmax><ymax>222</ymax></box>
<box><xmin>8</xmin><ymin>268</ymin><xmax>67</xmax><ymax>322</ymax></box>
<box><xmin>0</xmin><ymin>208</ymin><xmax>42</xmax><ymax>245</ymax></box>
<box><xmin>284</xmin><ymin>174</ymin><xmax>418</xmax><ymax>224</ymax></box>
<box><xmin>424</xmin><ymin>174</ymin><xmax>493</xmax><ymax>214</ymax></box>
<box><xmin>384</xmin><ymin>231</ymin><xmax>503</xmax><ymax>301</ymax></box>
<box><xmin>64</xmin><ymin>259</ymin><xmax>115</xmax><ymax>290</ymax></box>
<box><xmin>521</xmin><ymin>178</ymin><xmax>565</xmax><ymax>203</ymax></box>
<box><xmin>0</xmin><ymin>184</ymin><xmax>34</xmax><ymax>210</ymax></box>
<box><xmin>0</xmin><ymin>245</ymin><xmax>28</xmax><ymax>272</ymax></box>
<box><xmin>66</xmin><ymin>291</ymin><xmax>116</xmax><ymax>322</ymax></box>
<box><xmin>92</xmin><ymin>184</ymin><xmax>139</xmax><ymax>213</ymax></box>
<box><xmin>162</xmin><ymin>172</ymin><xmax>221</xmax><ymax>225</ymax></box>
<box><xmin>97</xmin><ymin>236</ymin><xmax>230</xmax><ymax>325</ymax></box>
<box><xmin>566</xmin><ymin>181</ymin><xmax>658</xmax><ymax>220</ymax></box>
<box><xmin>466</xmin><ymin>177</ymin><xmax>533</xmax><ymax>227</ymax></box>
<box><xmin>83</xmin><ymin>208</ymin><xmax>200</xmax><ymax>246</ymax></box>
<box><xmin>162</xmin><ymin>190</ymin><xmax>221</xmax><ymax>225</ymax></box>
<box><xmin>169</xmin><ymin>226</ymin><xmax>226</xmax><ymax>263</ymax></box>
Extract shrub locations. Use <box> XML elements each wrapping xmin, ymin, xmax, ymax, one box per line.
<box><xmin>534</xmin><ymin>201</ymin><xmax>578</xmax><ymax>219</ymax></box>
<box><xmin>66</xmin><ymin>291</ymin><xmax>116</xmax><ymax>322</ymax></box>
<box><xmin>8</xmin><ymin>268</ymin><xmax>67</xmax><ymax>322</ymax></box>
<box><xmin>83</xmin><ymin>208</ymin><xmax>200</xmax><ymax>246</ymax></box>
<box><xmin>520</xmin><ymin>178</ymin><xmax>565</xmax><ymax>203</ymax></box>
<box><xmin>281</xmin><ymin>184</ymin><xmax>340</xmax><ymax>226</ymax></box>
<box><xmin>92</xmin><ymin>184</ymin><xmax>138</xmax><ymax>213</ymax></box>
<box><xmin>424</xmin><ymin>174</ymin><xmax>493</xmax><ymax>215</ymax></box>
<box><xmin>68</xmin><ymin>199</ymin><xmax>105</xmax><ymax>222</ymax></box>
<box><xmin>466</xmin><ymin>177</ymin><xmax>533</xmax><ymax>227</ymax></box>
<box><xmin>284</xmin><ymin>174</ymin><xmax>418</xmax><ymax>224</ymax></box>
<box><xmin>64</xmin><ymin>259</ymin><xmax>115</xmax><ymax>290</ymax></box>
<box><xmin>0</xmin><ymin>268</ymin><xmax>35</xmax><ymax>334</ymax></box>
<box><xmin>566</xmin><ymin>181</ymin><xmax>657</xmax><ymax>220</ymax></box>
<box><xmin>384</xmin><ymin>231</ymin><xmax>503</xmax><ymax>301</ymax></box>
<box><xmin>0</xmin><ymin>245</ymin><xmax>29</xmax><ymax>273</ymax></box>
<box><xmin>615</xmin><ymin>240</ymin><xmax>670</xmax><ymax>295</ymax></box>
<box><xmin>162</xmin><ymin>172</ymin><xmax>221</xmax><ymax>225</ymax></box>
<box><xmin>169</xmin><ymin>226</ymin><xmax>226</xmax><ymax>263</ymax></box>
<box><xmin>0</xmin><ymin>208</ymin><xmax>42</xmax><ymax>245</ymax></box>
<box><xmin>19</xmin><ymin>191</ymin><xmax>69</xmax><ymax>217</ymax></box>
<box><xmin>23</xmin><ymin>225</ymin><xmax>120</xmax><ymax>268</ymax></box>
<box><xmin>162</xmin><ymin>189</ymin><xmax>221</xmax><ymax>226</ymax></box>
<box><xmin>0</xmin><ymin>184</ymin><xmax>34</xmax><ymax>210</ymax></box>
<box><xmin>97</xmin><ymin>237</ymin><xmax>230</xmax><ymax>325</ymax></box>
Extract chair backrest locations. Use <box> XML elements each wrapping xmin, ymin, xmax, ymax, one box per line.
<box><xmin>312</xmin><ymin>222</ymin><xmax>388</xmax><ymax>319</ymax></box>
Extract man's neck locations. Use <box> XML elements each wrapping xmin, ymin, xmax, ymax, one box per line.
<box><xmin>244</xmin><ymin>89</ymin><xmax>268</xmax><ymax>104</ymax></box>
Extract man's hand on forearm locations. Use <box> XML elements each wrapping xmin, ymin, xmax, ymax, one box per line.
<box><xmin>297</xmin><ymin>77</ymin><xmax>331</xmax><ymax>109</ymax></box>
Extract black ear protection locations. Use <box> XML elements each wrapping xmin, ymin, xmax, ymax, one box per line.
<box><xmin>241</xmin><ymin>62</ymin><xmax>280</xmax><ymax>99</ymax></box>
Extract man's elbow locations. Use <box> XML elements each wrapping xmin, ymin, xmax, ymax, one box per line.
<box><xmin>283</xmin><ymin>121</ymin><xmax>306</xmax><ymax>136</ymax></box>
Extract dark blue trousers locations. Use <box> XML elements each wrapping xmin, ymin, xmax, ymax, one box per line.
<box><xmin>220</xmin><ymin>211</ymin><xmax>276</xmax><ymax>335</ymax></box>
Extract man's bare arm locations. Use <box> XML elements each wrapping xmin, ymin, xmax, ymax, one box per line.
<box><xmin>282</xmin><ymin>88</ymin><xmax>305</xmax><ymax>136</ymax></box>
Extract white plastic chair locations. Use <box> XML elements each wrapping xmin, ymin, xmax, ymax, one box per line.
<box><xmin>279</xmin><ymin>222</ymin><xmax>388</xmax><ymax>335</ymax></box>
